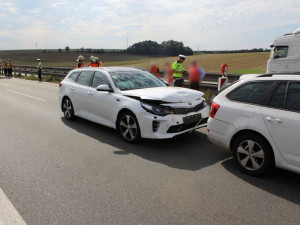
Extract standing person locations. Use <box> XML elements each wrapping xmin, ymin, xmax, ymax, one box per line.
<box><xmin>0</xmin><ymin>59</ymin><xmax>2</xmax><ymax>75</ymax></box>
<box><xmin>88</xmin><ymin>56</ymin><xmax>98</xmax><ymax>67</ymax></box>
<box><xmin>172</xmin><ymin>54</ymin><xmax>186</xmax><ymax>87</ymax></box>
<box><xmin>163</xmin><ymin>62</ymin><xmax>173</xmax><ymax>86</ymax></box>
<box><xmin>189</xmin><ymin>60</ymin><xmax>202</xmax><ymax>91</ymax></box>
<box><xmin>3</xmin><ymin>60</ymin><xmax>8</xmax><ymax>78</ymax></box>
<box><xmin>7</xmin><ymin>59</ymin><xmax>13</xmax><ymax>78</ymax></box>
<box><xmin>149</xmin><ymin>62</ymin><xmax>160</xmax><ymax>78</ymax></box>
<box><xmin>76</xmin><ymin>55</ymin><xmax>85</xmax><ymax>68</ymax></box>
<box><xmin>37</xmin><ymin>59</ymin><xmax>42</xmax><ymax>81</ymax></box>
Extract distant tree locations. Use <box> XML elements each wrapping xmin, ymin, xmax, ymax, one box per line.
<box><xmin>127</xmin><ymin>40</ymin><xmax>162</xmax><ymax>55</ymax></box>
<box><xmin>58</xmin><ymin>48</ymin><xmax>62</xmax><ymax>52</ymax></box>
<box><xmin>80</xmin><ymin>47</ymin><xmax>85</xmax><ymax>52</ymax></box>
<box><xmin>65</xmin><ymin>46</ymin><xmax>70</xmax><ymax>52</ymax></box>
<box><xmin>127</xmin><ymin>40</ymin><xmax>193</xmax><ymax>56</ymax></box>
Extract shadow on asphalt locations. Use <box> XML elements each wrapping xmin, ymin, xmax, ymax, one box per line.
<box><xmin>61</xmin><ymin>117</ymin><xmax>231</xmax><ymax>171</ymax></box>
<box><xmin>222</xmin><ymin>158</ymin><xmax>300</xmax><ymax>205</ymax></box>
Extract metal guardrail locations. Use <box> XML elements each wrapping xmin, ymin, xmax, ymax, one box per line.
<box><xmin>7</xmin><ymin>65</ymin><xmax>242</xmax><ymax>91</ymax></box>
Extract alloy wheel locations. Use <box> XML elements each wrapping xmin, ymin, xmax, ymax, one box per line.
<box><xmin>236</xmin><ymin>140</ymin><xmax>265</xmax><ymax>170</ymax></box>
<box><xmin>119</xmin><ymin>114</ymin><xmax>138</xmax><ymax>141</ymax></box>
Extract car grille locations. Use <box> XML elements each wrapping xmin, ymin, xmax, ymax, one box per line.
<box><xmin>167</xmin><ymin>117</ymin><xmax>208</xmax><ymax>133</ymax></box>
<box><xmin>171</xmin><ymin>101</ymin><xmax>204</xmax><ymax>114</ymax></box>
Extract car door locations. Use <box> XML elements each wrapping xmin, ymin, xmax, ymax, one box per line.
<box><xmin>85</xmin><ymin>71</ymin><xmax>119</xmax><ymax>127</ymax></box>
<box><xmin>72</xmin><ymin>71</ymin><xmax>94</xmax><ymax>117</ymax></box>
<box><xmin>261</xmin><ymin>81</ymin><xmax>300</xmax><ymax>167</ymax></box>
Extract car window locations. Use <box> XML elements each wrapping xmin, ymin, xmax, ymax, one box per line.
<box><xmin>227</xmin><ymin>82</ymin><xmax>272</xmax><ymax>104</ymax></box>
<box><xmin>69</xmin><ymin>71</ymin><xmax>80</xmax><ymax>81</ymax></box>
<box><xmin>273</xmin><ymin>46</ymin><xmax>288</xmax><ymax>58</ymax></box>
<box><xmin>92</xmin><ymin>71</ymin><xmax>111</xmax><ymax>88</ymax></box>
<box><xmin>286</xmin><ymin>82</ymin><xmax>300</xmax><ymax>112</ymax></box>
<box><xmin>76</xmin><ymin>71</ymin><xmax>94</xmax><ymax>86</ymax></box>
<box><xmin>268</xmin><ymin>82</ymin><xmax>287</xmax><ymax>109</ymax></box>
<box><xmin>110</xmin><ymin>71</ymin><xmax>166</xmax><ymax>91</ymax></box>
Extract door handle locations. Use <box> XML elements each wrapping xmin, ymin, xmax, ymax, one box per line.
<box><xmin>88</xmin><ymin>91</ymin><xmax>94</xmax><ymax>95</ymax></box>
<box><xmin>69</xmin><ymin>86</ymin><xmax>75</xmax><ymax>90</ymax></box>
<box><xmin>266</xmin><ymin>116</ymin><xmax>282</xmax><ymax>123</ymax></box>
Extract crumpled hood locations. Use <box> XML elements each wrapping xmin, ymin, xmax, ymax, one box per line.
<box><xmin>121</xmin><ymin>87</ymin><xmax>204</xmax><ymax>103</ymax></box>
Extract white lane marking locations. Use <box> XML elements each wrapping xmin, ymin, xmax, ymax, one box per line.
<box><xmin>0</xmin><ymin>188</ymin><xmax>27</xmax><ymax>225</ymax></box>
<box><xmin>5</xmin><ymin>89</ymin><xmax>46</xmax><ymax>102</ymax></box>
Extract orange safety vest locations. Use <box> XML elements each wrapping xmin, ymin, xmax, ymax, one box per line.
<box><xmin>189</xmin><ymin>65</ymin><xmax>201</xmax><ymax>83</ymax></box>
<box><xmin>89</xmin><ymin>62</ymin><xmax>98</xmax><ymax>67</ymax></box>
<box><xmin>150</xmin><ymin>65</ymin><xmax>160</xmax><ymax>78</ymax></box>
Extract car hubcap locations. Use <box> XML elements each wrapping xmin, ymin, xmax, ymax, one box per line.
<box><xmin>120</xmin><ymin>115</ymin><xmax>137</xmax><ymax>140</ymax></box>
<box><xmin>63</xmin><ymin>99</ymin><xmax>72</xmax><ymax>118</ymax></box>
<box><xmin>237</xmin><ymin>140</ymin><xmax>264</xmax><ymax>170</ymax></box>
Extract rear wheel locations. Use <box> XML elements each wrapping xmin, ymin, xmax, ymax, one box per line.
<box><xmin>232</xmin><ymin>133</ymin><xmax>274</xmax><ymax>176</ymax></box>
<box><xmin>118</xmin><ymin>111</ymin><xmax>141</xmax><ymax>143</ymax></box>
<box><xmin>62</xmin><ymin>97</ymin><xmax>75</xmax><ymax>120</ymax></box>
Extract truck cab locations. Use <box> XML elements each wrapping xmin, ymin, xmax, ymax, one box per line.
<box><xmin>267</xmin><ymin>27</ymin><xmax>300</xmax><ymax>73</ymax></box>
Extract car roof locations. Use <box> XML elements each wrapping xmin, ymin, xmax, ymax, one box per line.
<box><xmin>72</xmin><ymin>66</ymin><xmax>147</xmax><ymax>73</ymax></box>
<box><xmin>240</xmin><ymin>73</ymin><xmax>300</xmax><ymax>81</ymax></box>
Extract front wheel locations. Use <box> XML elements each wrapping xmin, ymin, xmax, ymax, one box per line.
<box><xmin>118</xmin><ymin>111</ymin><xmax>141</xmax><ymax>143</ymax></box>
<box><xmin>232</xmin><ymin>133</ymin><xmax>274</xmax><ymax>176</ymax></box>
<box><xmin>62</xmin><ymin>97</ymin><xmax>75</xmax><ymax>121</ymax></box>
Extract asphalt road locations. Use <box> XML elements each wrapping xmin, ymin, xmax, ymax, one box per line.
<box><xmin>0</xmin><ymin>78</ymin><xmax>300</xmax><ymax>225</ymax></box>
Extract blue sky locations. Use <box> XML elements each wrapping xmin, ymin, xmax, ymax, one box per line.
<box><xmin>0</xmin><ymin>0</ymin><xmax>299</xmax><ymax>50</ymax></box>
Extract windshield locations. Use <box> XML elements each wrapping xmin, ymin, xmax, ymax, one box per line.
<box><xmin>110</xmin><ymin>71</ymin><xmax>166</xmax><ymax>91</ymax></box>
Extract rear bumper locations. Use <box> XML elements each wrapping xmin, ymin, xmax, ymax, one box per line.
<box><xmin>207</xmin><ymin>117</ymin><xmax>236</xmax><ymax>150</ymax></box>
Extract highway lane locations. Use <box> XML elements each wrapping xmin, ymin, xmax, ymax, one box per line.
<box><xmin>0</xmin><ymin>78</ymin><xmax>300</xmax><ymax>225</ymax></box>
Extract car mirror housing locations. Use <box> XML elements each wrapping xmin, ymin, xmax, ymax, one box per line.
<box><xmin>96</xmin><ymin>84</ymin><xmax>113</xmax><ymax>92</ymax></box>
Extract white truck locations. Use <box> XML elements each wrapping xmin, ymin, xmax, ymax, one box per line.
<box><xmin>267</xmin><ymin>27</ymin><xmax>300</xmax><ymax>73</ymax></box>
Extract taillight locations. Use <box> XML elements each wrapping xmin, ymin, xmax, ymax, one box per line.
<box><xmin>59</xmin><ymin>83</ymin><xmax>62</xmax><ymax>88</ymax></box>
<box><xmin>209</xmin><ymin>101</ymin><xmax>220</xmax><ymax>118</ymax></box>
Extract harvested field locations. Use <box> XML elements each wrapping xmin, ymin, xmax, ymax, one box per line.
<box><xmin>0</xmin><ymin>50</ymin><xmax>270</xmax><ymax>74</ymax></box>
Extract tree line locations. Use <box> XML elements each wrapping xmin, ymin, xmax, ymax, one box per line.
<box><xmin>126</xmin><ymin>40</ymin><xmax>194</xmax><ymax>56</ymax></box>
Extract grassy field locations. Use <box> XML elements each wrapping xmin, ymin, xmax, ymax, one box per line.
<box><xmin>0</xmin><ymin>50</ymin><xmax>270</xmax><ymax>74</ymax></box>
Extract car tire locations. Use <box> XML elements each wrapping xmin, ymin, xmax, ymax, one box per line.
<box><xmin>117</xmin><ymin>111</ymin><xmax>141</xmax><ymax>143</ymax></box>
<box><xmin>232</xmin><ymin>133</ymin><xmax>274</xmax><ymax>176</ymax></box>
<box><xmin>62</xmin><ymin>97</ymin><xmax>76</xmax><ymax>121</ymax></box>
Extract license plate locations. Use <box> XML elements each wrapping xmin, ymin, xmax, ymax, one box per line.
<box><xmin>183</xmin><ymin>113</ymin><xmax>202</xmax><ymax>124</ymax></box>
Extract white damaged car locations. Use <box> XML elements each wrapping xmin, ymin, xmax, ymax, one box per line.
<box><xmin>59</xmin><ymin>67</ymin><xmax>209</xmax><ymax>143</ymax></box>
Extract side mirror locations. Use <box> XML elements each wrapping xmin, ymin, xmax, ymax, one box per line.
<box><xmin>96</xmin><ymin>84</ymin><xmax>113</xmax><ymax>92</ymax></box>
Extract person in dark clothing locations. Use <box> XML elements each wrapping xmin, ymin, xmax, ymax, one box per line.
<box><xmin>7</xmin><ymin>59</ymin><xmax>13</xmax><ymax>78</ymax></box>
<box><xmin>37</xmin><ymin>59</ymin><xmax>42</xmax><ymax>81</ymax></box>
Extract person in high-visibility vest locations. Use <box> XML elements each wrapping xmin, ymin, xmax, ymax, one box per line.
<box><xmin>88</xmin><ymin>56</ymin><xmax>98</xmax><ymax>67</ymax></box>
<box><xmin>76</xmin><ymin>55</ymin><xmax>85</xmax><ymax>68</ymax></box>
<box><xmin>7</xmin><ymin>59</ymin><xmax>13</xmax><ymax>78</ymax></box>
<box><xmin>37</xmin><ymin>58</ymin><xmax>43</xmax><ymax>81</ymax></box>
<box><xmin>3</xmin><ymin>60</ymin><xmax>8</xmax><ymax>78</ymax></box>
<box><xmin>149</xmin><ymin>62</ymin><xmax>160</xmax><ymax>78</ymax></box>
<box><xmin>172</xmin><ymin>54</ymin><xmax>186</xmax><ymax>87</ymax></box>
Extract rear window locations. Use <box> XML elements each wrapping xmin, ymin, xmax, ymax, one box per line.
<box><xmin>227</xmin><ymin>82</ymin><xmax>273</xmax><ymax>104</ymax></box>
<box><xmin>69</xmin><ymin>72</ymin><xmax>80</xmax><ymax>81</ymax></box>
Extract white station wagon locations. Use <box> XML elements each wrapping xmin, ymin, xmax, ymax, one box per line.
<box><xmin>208</xmin><ymin>74</ymin><xmax>300</xmax><ymax>176</ymax></box>
<box><xmin>59</xmin><ymin>67</ymin><xmax>209</xmax><ymax>143</ymax></box>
